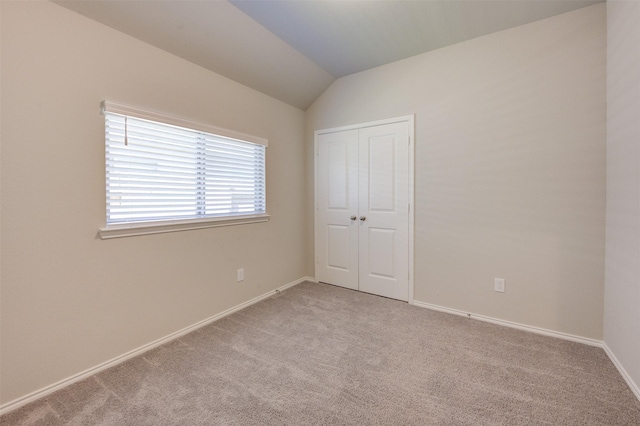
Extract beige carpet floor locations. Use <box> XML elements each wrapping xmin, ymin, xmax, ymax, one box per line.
<box><xmin>2</xmin><ymin>281</ymin><xmax>640</xmax><ymax>425</ymax></box>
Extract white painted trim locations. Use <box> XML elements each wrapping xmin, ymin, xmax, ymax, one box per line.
<box><xmin>313</xmin><ymin>115</ymin><xmax>415</xmax><ymax>303</ymax></box>
<box><xmin>314</xmin><ymin>115</ymin><xmax>415</xmax><ymax>136</ymax></box>
<box><xmin>412</xmin><ymin>300</ymin><xmax>603</xmax><ymax>347</ymax></box>
<box><xmin>603</xmin><ymin>343</ymin><xmax>640</xmax><ymax>402</ymax></box>
<box><xmin>313</xmin><ymin>127</ymin><xmax>319</xmax><ymax>284</ymax></box>
<box><xmin>99</xmin><ymin>214</ymin><xmax>270</xmax><ymax>239</ymax></box>
<box><xmin>407</xmin><ymin>115</ymin><xmax>415</xmax><ymax>304</ymax></box>
<box><xmin>0</xmin><ymin>276</ymin><xmax>313</xmax><ymax>416</ymax></box>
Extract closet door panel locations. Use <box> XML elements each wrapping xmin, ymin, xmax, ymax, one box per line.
<box><xmin>358</xmin><ymin>122</ymin><xmax>410</xmax><ymax>301</ymax></box>
<box><xmin>317</xmin><ymin>129</ymin><xmax>359</xmax><ymax>290</ymax></box>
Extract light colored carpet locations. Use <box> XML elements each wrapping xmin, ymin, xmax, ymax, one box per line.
<box><xmin>2</xmin><ymin>281</ymin><xmax>639</xmax><ymax>425</ymax></box>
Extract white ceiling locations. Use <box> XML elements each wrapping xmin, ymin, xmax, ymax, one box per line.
<box><xmin>53</xmin><ymin>0</ymin><xmax>602</xmax><ymax>110</ymax></box>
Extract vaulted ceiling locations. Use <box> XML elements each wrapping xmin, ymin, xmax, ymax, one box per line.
<box><xmin>54</xmin><ymin>0</ymin><xmax>602</xmax><ymax>110</ymax></box>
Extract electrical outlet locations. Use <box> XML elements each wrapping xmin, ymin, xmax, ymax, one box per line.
<box><xmin>494</xmin><ymin>278</ymin><xmax>505</xmax><ymax>293</ymax></box>
<box><xmin>237</xmin><ymin>268</ymin><xmax>244</xmax><ymax>282</ymax></box>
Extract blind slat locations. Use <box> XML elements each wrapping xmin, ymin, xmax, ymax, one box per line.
<box><xmin>105</xmin><ymin>111</ymin><xmax>266</xmax><ymax>225</ymax></box>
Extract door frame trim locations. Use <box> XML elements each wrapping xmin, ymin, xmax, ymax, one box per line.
<box><xmin>314</xmin><ymin>115</ymin><xmax>415</xmax><ymax>304</ymax></box>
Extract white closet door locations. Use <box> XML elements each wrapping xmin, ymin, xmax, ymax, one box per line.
<box><xmin>317</xmin><ymin>129</ymin><xmax>359</xmax><ymax>290</ymax></box>
<box><xmin>358</xmin><ymin>122</ymin><xmax>409</xmax><ymax>301</ymax></box>
<box><xmin>316</xmin><ymin>119</ymin><xmax>410</xmax><ymax>301</ymax></box>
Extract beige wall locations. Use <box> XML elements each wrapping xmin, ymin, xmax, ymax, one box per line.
<box><xmin>307</xmin><ymin>4</ymin><xmax>606</xmax><ymax>339</ymax></box>
<box><xmin>604</xmin><ymin>0</ymin><xmax>640</xmax><ymax>395</ymax></box>
<box><xmin>0</xmin><ymin>1</ymin><xmax>308</xmax><ymax>404</ymax></box>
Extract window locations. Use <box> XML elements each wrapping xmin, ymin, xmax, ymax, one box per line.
<box><xmin>100</xmin><ymin>101</ymin><xmax>268</xmax><ymax>238</ymax></box>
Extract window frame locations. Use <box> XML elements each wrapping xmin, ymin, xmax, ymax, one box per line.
<box><xmin>99</xmin><ymin>101</ymin><xmax>269</xmax><ymax>239</ymax></box>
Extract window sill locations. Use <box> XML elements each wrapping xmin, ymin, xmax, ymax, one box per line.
<box><xmin>98</xmin><ymin>214</ymin><xmax>270</xmax><ymax>239</ymax></box>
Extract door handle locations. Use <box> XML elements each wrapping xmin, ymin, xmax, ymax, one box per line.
<box><xmin>359</xmin><ymin>216</ymin><xmax>366</xmax><ymax>221</ymax></box>
<box><xmin>350</xmin><ymin>216</ymin><xmax>357</xmax><ymax>221</ymax></box>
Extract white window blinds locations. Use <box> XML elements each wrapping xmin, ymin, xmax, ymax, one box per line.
<box><xmin>103</xmin><ymin>104</ymin><xmax>266</xmax><ymax>226</ymax></box>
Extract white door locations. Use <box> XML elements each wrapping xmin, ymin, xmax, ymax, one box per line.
<box><xmin>316</xmin><ymin>129</ymin><xmax>359</xmax><ymax>290</ymax></box>
<box><xmin>316</xmin><ymin>119</ymin><xmax>411</xmax><ymax>301</ymax></box>
<box><xmin>358</xmin><ymin>122</ymin><xmax>410</xmax><ymax>301</ymax></box>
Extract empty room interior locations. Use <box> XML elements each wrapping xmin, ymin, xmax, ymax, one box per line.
<box><xmin>1</xmin><ymin>0</ymin><xmax>640</xmax><ymax>424</ymax></box>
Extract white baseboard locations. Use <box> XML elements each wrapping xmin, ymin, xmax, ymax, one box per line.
<box><xmin>602</xmin><ymin>342</ymin><xmax>640</xmax><ymax>402</ymax></box>
<box><xmin>411</xmin><ymin>300</ymin><xmax>602</xmax><ymax>347</ymax></box>
<box><xmin>0</xmin><ymin>276</ymin><xmax>314</xmax><ymax>416</ymax></box>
